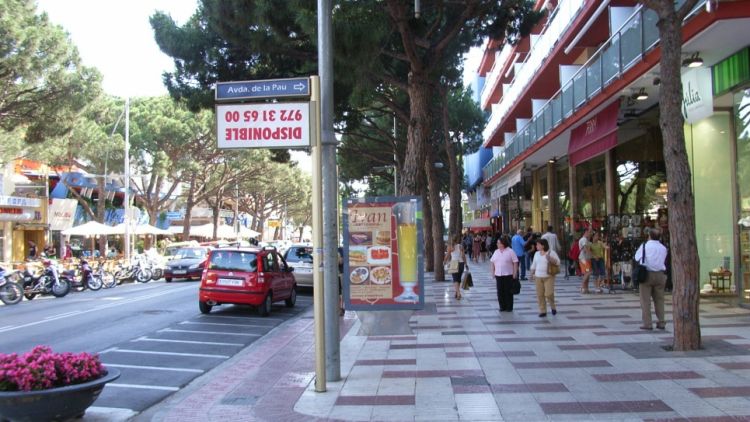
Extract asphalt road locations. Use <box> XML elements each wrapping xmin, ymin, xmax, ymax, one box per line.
<box><xmin>0</xmin><ymin>279</ymin><xmax>313</xmax><ymax>415</ymax></box>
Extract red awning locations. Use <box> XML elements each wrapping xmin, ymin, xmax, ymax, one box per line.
<box><xmin>568</xmin><ymin>101</ymin><xmax>619</xmax><ymax>167</ymax></box>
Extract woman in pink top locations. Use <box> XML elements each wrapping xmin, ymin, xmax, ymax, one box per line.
<box><xmin>490</xmin><ymin>235</ymin><xmax>519</xmax><ymax>312</ymax></box>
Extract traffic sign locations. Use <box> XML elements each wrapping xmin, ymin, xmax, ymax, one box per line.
<box><xmin>216</xmin><ymin>102</ymin><xmax>310</xmax><ymax>149</ymax></box>
<box><xmin>215</xmin><ymin>77</ymin><xmax>310</xmax><ymax>101</ymax></box>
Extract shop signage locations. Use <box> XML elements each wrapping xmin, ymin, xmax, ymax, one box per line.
<box><xmin>682</xmin><ymin>67</ymin><xmax>714</xmax><ymax>124</ymax></box>
<box><xmin>216</xmin><ymin>102</ymin><xmax>310</xmax><ymax>149</ymax></box>
<box><xmin>568</xmin><ymin>101</ymin><xmax>619</xmax><ymax>167</ymax></box>
<box><xmin>343</xmin><ymin>197</ymin><xmax>424</xmax><ymax>310</ymax></box>
<box><xmin>49</xmin><ymin>199</ymin><xmax>78</xmax><ymax>231</ymax></box>
<box><xmin>0</xmin><ymin>207</ymin><xmax>37</xmax><ymax>221</ymax></box>
<box><xmin>0</xmin><ymin>195</ymin><xmax>41</xmax><ymax>208</ymax></box>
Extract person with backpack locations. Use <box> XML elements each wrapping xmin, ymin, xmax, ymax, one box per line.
<box><xmin>567</xmin><ymin>233</ymin><xmax>581</xmax><ymax>276</ymax></box>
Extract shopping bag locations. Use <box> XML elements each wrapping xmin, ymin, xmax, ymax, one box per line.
<box><xmin>547</xmin><ymin>260</ymin><xmax>560</xmax><ymax>276</ymax></box>
<box><xmin>447</xmin><ymin>260</ymin><xmax>459</xmax><ymax>274</ymax></box>
<box><xmin>512</xmin><ymin>277</ymin><xmax>521</xmax><ymax>295</ymax></box>
<box><xmin>461</xmin><ymin>271</ymin><xmax>473</xmax><ymax>290</ymax></box>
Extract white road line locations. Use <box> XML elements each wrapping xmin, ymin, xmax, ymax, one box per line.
<box><xmin>132</xmin><ymin>336</ymin><xmax>243</xmax><ymax>347</ymax></box>
<box><xmin>45</xmin><ymin>310</ymin><xmax>82</xmax><ymax>320</ymax></box>
<box><xmin>0</xmin><ymin>285</ymin><xmax>195</xmax><ymax>334</ymax></box>
<box><xmin>108</xmin><ymin>383</ymin><xmax>179</xmax><ymax>391</ymax></box>
<box><xmin>158</xmin><ymin>328</ymin><xmax>261</xmax><ymax>337</ymax></box>
<box><xmin>102</xmin><ymin>363</ymin><xmax>204</xmax><ymax>373</ymax></box>
<box><xmin>106</xmin><ymin>348</ymin><xmax>229</xmax><ymax>358</ymax></box>
<box><xmin>179</xmin><ymin>321</ymin><xmax>271</xmax><ymax>328</ymax></box>
<box><xmin>0</xmin><ymin>326</ymin><xmax>12</xmax><ymax>331</ymax></box>
<box><xmin>199</xmin><ymin>314</ymin><xmax>284</xmax><ymax>321</ymax></box>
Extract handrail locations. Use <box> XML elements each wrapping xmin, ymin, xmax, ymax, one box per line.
<box><xmin>482</xmin><ymin>0</ymin><xmax>706</xmax><ymax>182</ymax></box>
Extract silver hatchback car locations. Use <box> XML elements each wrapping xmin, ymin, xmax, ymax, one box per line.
<box><xmin>283</xmin><ymin>245</ymin><xmax>313</xmax><ymax>287</ymax></box>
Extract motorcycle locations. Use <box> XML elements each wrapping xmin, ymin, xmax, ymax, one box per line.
<box><xmin>21</xmin><ymin>260</ymin><xmax>71</xmax><ymax>300</ymax></box>
<box><xmin>114</xmin><ymin>256</ymin><xmax>152</xmax><ymax>284</ymax></box>
<box><xmin>0</xmin><ymin>267</ymin><xmax>23</xmax><ymax>305</ymax></box>
<box><xmin>62</xmin><ymin>260</ymin><xmax>104</xmax><ymax>292</ymax></box>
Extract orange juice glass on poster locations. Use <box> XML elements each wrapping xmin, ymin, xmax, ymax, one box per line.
<box><xmin>394</xmin><ymin>201</ymin><xmax>418</xmax><ymax>303</ymax></box>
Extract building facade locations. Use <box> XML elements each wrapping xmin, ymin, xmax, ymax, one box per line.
<box><xmin>476</xmin><ymin>0</ymin><xmax>750</xmax><ymax>306</ymax></box>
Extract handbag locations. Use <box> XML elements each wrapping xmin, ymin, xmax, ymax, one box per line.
<box><xmin>461</xmin><ymin>271</ymin><xmax>473</xmax><ymax>290</ymax></box>
<box><xmin>447</xmin><ymin>260</ymin><xmax>459</xmax><ymax>274</ymax></box>
<box><xmin>632</xmin><ymin>244</ymin><xmax>648</xmax><ymax>287</ymax></box>
<box><xmin>547</xmin><ymin>256</ymin><xmax>560</xmax><ymax>276</ymax></box>
<box><xmin>512</xmin><ymin>277</ymin><xmax>521</xmax><ymax>295</ymax></box>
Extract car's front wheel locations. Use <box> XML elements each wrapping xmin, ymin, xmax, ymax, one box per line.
<box><xmin>259</xmin><ymin>293</ymin><xmax>272</xmax><ymax>317</ymax></box>
<box><xmin>285</xmin><ymin>287</ymin><xmax>296</xmax><ymax>308</ymax></box>
<box><xmin>165</xmin><ymin>277</ymin><xmax>172</xmax><ymax>283</ymax></box>
<box><xmin>199</xmin><ymin>301</ymin><xmax>212</xmax><ymax>314</ymax></box>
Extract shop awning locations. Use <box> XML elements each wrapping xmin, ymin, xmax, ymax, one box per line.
<box><xmin>490</xmin><ymin>165</ymin><xmax>523</xmax><ymax>198</ymax></box>
<box><xmin>464</xmin><ymin>218</ymin><xmax>492</xmax><ymax>232</ymax></box>
<box><xmin>568</xmin><ymin>101</ymin><xmax>619</xmax><ymax>167</ymax></box>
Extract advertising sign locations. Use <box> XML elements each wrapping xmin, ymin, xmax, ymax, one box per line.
<box><xmin>682</xmin><ymin>67</ymin><xmax>714</xmax><ymax>124</ymax></box>
<box><xmin>48</xmin><ymin>199</ymin><xmax>78</xmax><ymax>231</ymax></box>
<box><xmin>343</xmin><ymin>197</ymin><xmax>424</xmax><ymax>311</ymax></box>
<box><xmin>216</xmin><ymin>102</ymin><xmax>310</xmax><ymax>149</ymax></box>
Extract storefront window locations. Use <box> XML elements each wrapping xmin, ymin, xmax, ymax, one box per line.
<box><xmin>557</xmin><ymin>166</ymin><xmax>570</xmax><ymax>218</ymax></box>
<box><xmin>735</xmin><ymin>88</ymin><xmax>750</xmax><ymax>304</ymax></box>
<box><xmin>575</xmin><ymin>155</ymin><xmax>607</xmax><ymax>220</ymax></box>
<box><xmin>613</xmin><ymin>125</ymin><xmax>666</xmax><ymax>217</ymax></box>
<box><xmin>0</xmin><ymin>229</ymin><xmax>4</xmax><ymax>262</ymax></box>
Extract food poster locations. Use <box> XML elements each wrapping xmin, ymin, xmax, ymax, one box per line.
<box><xmin>343</xmin><ymin>197</ymin><xmax>424</xmax><ymax>310</ymax></box>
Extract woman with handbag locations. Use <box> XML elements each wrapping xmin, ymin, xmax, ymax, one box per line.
<box><xmin>529</xmin><ymin>238</ymin><xmax>560</xmax><ymax>317</ymax></box>
<box><xmin>444</xmin><ymin>234</ymin><xmax>467</xmax><ymax>299</ymax></box>
<box><xmin>490</xmin><ymin>235</ymin><xmax>518</xmax><ymax>312</ymax></box>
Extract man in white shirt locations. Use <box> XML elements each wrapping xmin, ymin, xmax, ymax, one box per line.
<box><xmin>578</xmin><ymin>228</ymin><xmax>593</xmax><ymax>293</ymax></box>
<box><xmin>541</xmin><ymin>225</ymin><xmax>561</xmax><ymax>255</ymax></box>
<box><xmin>634</xmin><ymin>228</ymin><xmax>668</xmax><ymax>330</ymax></box>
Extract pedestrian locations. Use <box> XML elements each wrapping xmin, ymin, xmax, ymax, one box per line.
<box><xmin>463</xmin><ymin>233</ymin><xmax>473</xmax><ymax>260</ymax></box>
<box><xmin>63</xmin><ymin>242</ymin><xmax>73</xmax><ymax>260</ymax></box>
<box><xmin>490</xmin><ymin>235</ymin><xmax>519</xmax><ymax>312</ymax></box>
<box><xmin>444</xmin><ymin>234</ymin><xmax>467</xmax><ymax>300</ymax></box>
<box><xmin>591</xmin><ymin>232</ymin><xmax>606</xmax><ymax>293</ymax></box>
<box><xmin>524</xmin><ymin>231</ymin><xmax>539</xmax><ymax>271</ymax></box>
<box><xmin>511</xmin><ymin>230</ymin><xmax>527</xmax><ymax>280</ymax></box>
<box><xmin>635</xmin><ymin>228</ymin><xmax>668</xmax><ymax>330</ymax></box>
<box><xmin>578</xmin><ymin>228</ymin><xmax>593</xmax><ymax>293</ymax></box>
<box><xmin>44</xmin><ymin>243</ymin><xmax>57</xmax><ymax>259</ymax></box>
<box><xmin>27</xmin><ymin>241</ymin><xmax>37</xmax><ymax>260</ymax></box>
<box><xmin>541</xmin><ymin>225</ymin><xmax>561</xmax><ymax>255</ymax></box>
<box><xmin>529</xmin><ymin>238</ymin><xmax>560</xmax><ymax>317</ymax></box>
<box><xmin>472</xmin><ymin>233</ymin><xmax>482</xmax><ymax>263</ymax></box>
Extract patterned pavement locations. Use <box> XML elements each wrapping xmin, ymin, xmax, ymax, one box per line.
<box><xmin>140</xmin><ymin>262</ymin><xmax>750</xmax><ymax>422</ymax></box>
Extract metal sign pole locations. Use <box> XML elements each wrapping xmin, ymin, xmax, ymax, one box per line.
<box><xmin>310</xmin><ymin>76</ymin><xmax>326</xmax><ymax>392</ymax></box>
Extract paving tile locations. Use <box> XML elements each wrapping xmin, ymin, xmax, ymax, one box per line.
<box><xmin>513</xmin><ymin>360</ymin><xmax>612</xmax><ymax>369</ymax></box>
<box><xmin>496</xmin><ymin>336</ymin><xmax>576</xmax><ymax>342</ymax></box>
<box><xmin>593</xmin><ymin>371</ymin><xmax>703</xmax><ymax>382</ymax></box>
<box><xmin>689</xmin><ymin>386</ymin><xmax>750</xmax><ymax>398</ymax></box>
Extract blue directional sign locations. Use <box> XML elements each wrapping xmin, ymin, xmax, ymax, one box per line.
<box><xmin>215</xmin><ymin>77</ymin><xmax>310</xmax><ymax>101</ymax></box>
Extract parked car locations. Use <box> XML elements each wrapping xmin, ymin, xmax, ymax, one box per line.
<box><xmin>198</xmin><ymin>247</ymin><xmax>296</xmax><ymax>316</ymax></box>
<box><xmin>164</xmin><ymin>247</ymin><xmax>209</xmax><ymax>282</ymax></box>
<box><xmin>283</xmin><ymin>245</ymin><xmax>314</xmax><ymax>288</ymax></box>
<box><xmin>163</xmin><ymin>241</ymin><xmax>200</xmax><ymax>261</ymax></box>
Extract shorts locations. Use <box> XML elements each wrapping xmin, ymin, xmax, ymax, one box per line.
<box><xmin>592</xmin><ymin>258</ymin><xmax>605</xmax><ymax>277</ymax></box>
<box><xmin>579</xmin><ymin>259</ymin><xmax>592</xmax><ymax>273</ymax></box>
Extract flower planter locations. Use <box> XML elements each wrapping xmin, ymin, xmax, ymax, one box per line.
<box><xmin>0</xmin><ymin>368</ymin><xmax>120</xmax><ymax>422</ymax></box>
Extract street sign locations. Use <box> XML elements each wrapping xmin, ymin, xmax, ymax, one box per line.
<box><xmin>215</xmin><ymin>77</ymin><xmax>310</xmax><ymax>101</ymax></box>
<box><xmin>216</xmin><ymin>102</ymin><xmax>310</xmax><ymax>149</ymax></box>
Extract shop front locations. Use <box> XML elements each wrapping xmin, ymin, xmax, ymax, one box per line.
<box><xmin>0</xmin><ymin>195</ymin><xmax>46</xmax><ymax>262</ymax></box>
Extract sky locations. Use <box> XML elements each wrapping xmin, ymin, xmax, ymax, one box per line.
<box><xmin>37</xmin><ymin>0</ymin><xmax>198</xmax><ymax>98</ymax></box>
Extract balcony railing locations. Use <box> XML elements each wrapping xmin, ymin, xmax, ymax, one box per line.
<box><xmin>482</xmin><ymin>1</ymin><xmax>703</xmax><ymax>182</ymax></box>
<box><xmin>480</xmin><ymin>44</ymin><xmax>514</xmax><ymax>107</ymax></box>
<box><xmin>482</xmin><ymin>0</ymin><xmax>585</xmax><ymax>142</ymax></box>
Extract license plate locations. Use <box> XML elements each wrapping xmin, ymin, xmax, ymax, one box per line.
<box><xmin>217</xmin><ymin>278</ymin><xmax>243</xmax><ymax>287</ymax></box>
<box><xmin>296</xmin><ymin>267</ymin><xmax>312</xmax><ymax>273</ymax></box>
<box><xmin>173</xmin><ymin>270</ymin><xmax>186</xmax><ymax>275</ymax></box>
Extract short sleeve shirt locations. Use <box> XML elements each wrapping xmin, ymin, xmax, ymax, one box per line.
<box><xmin>578</xmin><ymin>236</ymin><xmax>592</xmax><ymax>261</ymax></box>
<box><xmin>490</xmin><ymin>248</ymin><xmax>518</xmax><ymax>276</ymax></box>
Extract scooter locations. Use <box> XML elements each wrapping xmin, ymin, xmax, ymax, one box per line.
<box><xmin>0</xmin><ymin>267</ymin><xmax>23</xmax><ymax>305</ymax></box>
<box><xmin>21</xmin><ymin>260</ymin><xmax>71</xmax><ymax>300</ymax></box>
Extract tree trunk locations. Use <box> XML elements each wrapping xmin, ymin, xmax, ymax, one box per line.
<box><xmin>182</xmin><ymin>176</ymin><xmax>196</xmax><ymax>242</ymax></box>
<box><xmin>399</xmin><ymin>73</ymin><xmax>432</xmax><ymax>196</ymax></box>
<box><xmin>212</xmin><ymin>203</ymin><xmax>220</xmax><ymax>240</ymax></box>
<box><xmin>441</xmin><ymin>88</ymin><xmax>462</xmax><ymax>239</ymax></box>
<box><xmin>426</xmin><ymin>146</ymin><xmax>445</xmax><ymax>282</ymax></box>
<box><xmin>422</xmin><ymin>188</ymin><xmax>433</xmax><ymax>273</ymax></box>
<box><xmin>646</xmin><ymin>0</ymin><xmax>701</xmax><ymax>350</ymax></box>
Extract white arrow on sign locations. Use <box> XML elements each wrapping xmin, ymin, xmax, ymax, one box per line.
<box><xmin>294</xmin><ymin>83</ymin><xmax>305</xmax><ymax>91</ymax></box>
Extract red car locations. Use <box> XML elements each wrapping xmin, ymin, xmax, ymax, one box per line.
<box><xmin>198</xmin><ymin>247</ymin><xmax>296</xmax><ymax>316</ymax></box>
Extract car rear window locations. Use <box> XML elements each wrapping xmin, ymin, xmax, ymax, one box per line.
<box><xmin>285</xmin><ymin>247</ymin><xmax>313</xmax><ymax>263</ymax></box>
<box><xmin>208</xmin><ymin>251</ymin><xmax>257</xmax><ymax>272</ymax></box>
<box><xmin>172</xmin><ymin>248</ymin><xmax>207</xmax><ymax>259</ymax></box>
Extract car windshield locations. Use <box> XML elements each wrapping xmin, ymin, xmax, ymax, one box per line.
<box><xmin>172</xmin><ymin>248</ymin><xmax>207</xmax><ymax>259</ymax></box>
<box><xmin>208</xmin><ymin>251</ymin><xmax>257</xmax><ymax>272</ymax></box>
<box><xmin>285</xmin><ymin>247</ymin><xmax>313</xmax><ymax>263</ymax></box>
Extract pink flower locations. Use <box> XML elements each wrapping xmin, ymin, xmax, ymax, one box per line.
<box><xmin>0</xmin><ymin>346</ymin><xmax>104</xmax><ymax>392</ymax></box>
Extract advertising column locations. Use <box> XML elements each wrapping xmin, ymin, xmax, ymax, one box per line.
<box><xmin>343</xmin><ymin>197</ymin><xmax>424</xmax><ymax>310</ymax></box>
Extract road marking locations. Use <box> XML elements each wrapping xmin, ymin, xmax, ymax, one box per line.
<box><xmin>199</xmin><ymin>314</ymin><xmax>284</xmax><ymax>322</ymax></box>
<box><xmin>104</xmin><ymin>348</ymin><xmax>229</xmax><ymax>359</ymax></box>
<box><xmin>132</xmin><ymin>336</ymin><xmax>244</xmax><ymax>347</ymax></box>
<box><xmin>0</xmin><ymin>326</ymin><xmax>12</xmax><ymax>331</ymax></box>
<box><xmin>102</xmin><ymin>363</ymin><xmax>204</xmax><ymax>373</ymax></box>
<box><xmin>180</xmin><ymin>321</ymin><xmax>271</xmax><ymax>328</ymax></box>
<box><xmin>108</xmin><ymin>383</ymin><xmax>179</xmax><ymax>391</ymax></box>
<box><xmin>101</xmin><ymin>297</ymin><xmax>124</xmax><ymax>301</ymax></box>
<box><xmin>45</xmin><ymin>310</ymin><xmax>82</xmax><ymax>320</ymax></box>
<box><xmin>158</xmin><ymin>328</ymin><xmax>261</xmax><ymax>337</ymax></box>
<box><xmin>0</xmin><ymin>285</ymin><xmax>195</xmax><ymax>334</ymax></box>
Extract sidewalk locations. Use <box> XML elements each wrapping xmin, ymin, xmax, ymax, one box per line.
<box><xmin>136</xmin><ymin>262</ymin><xmax>750</xmax><ymax>422</ymax></box>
